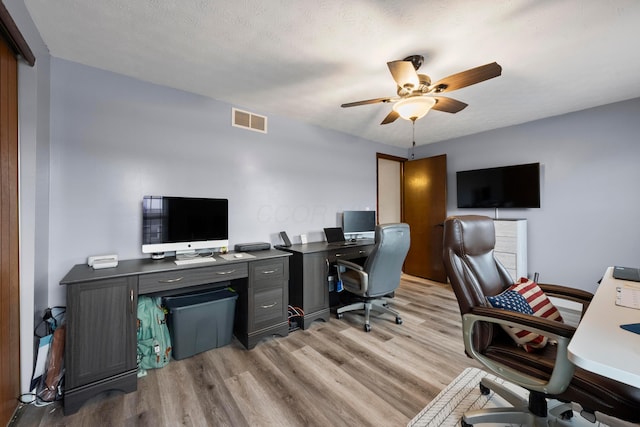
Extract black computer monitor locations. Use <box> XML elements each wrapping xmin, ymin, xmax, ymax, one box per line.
<box><xmin>342</xmin><ymin>210</ymin><xmax>375</xmax><ymax>239</ymax></box>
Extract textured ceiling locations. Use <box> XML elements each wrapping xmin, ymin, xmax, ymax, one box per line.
<box><xmin>24</xmin><ymin>0</ymin><xmax>640</xmax><ymax>148</ymax></box>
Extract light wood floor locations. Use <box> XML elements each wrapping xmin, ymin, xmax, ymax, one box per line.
<box><xmin>14</xmin><ymin>275</ymin><xmax>480</xmax><ymax>427</ymax></box>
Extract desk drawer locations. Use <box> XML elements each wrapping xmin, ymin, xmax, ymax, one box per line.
<box><xmin>139</xmin><ymin>263</ymin><xmax>248</xmax><ymax>294</ymax></box>
<box><xmin>250</xmin><ymin>258</ymin><xmax>288</xmax><ymax>287</ymax></box>
<box><xmin>253</xmin><ymin>286</ymin><xmax>286</xmax><ymax>331</ymax></box>
<box><xmin>327</xmin><ymin>246</ymin><xmax>372</xmax><ymax>263</ymax></box>
<box><xmin>494</xmin><ymin>236</ymin><xmax>517</xmax><ymax>253</ymax></box>
<box><xmin>495</xmin><ymin>252</ymin><xmax>516</xmax><ymax>270</ymax></box>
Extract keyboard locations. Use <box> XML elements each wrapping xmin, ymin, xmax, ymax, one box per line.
<box><xmin>174</xmin><ymin>256</ymin><xmax>216</xmax><ymax>266</ymax></box>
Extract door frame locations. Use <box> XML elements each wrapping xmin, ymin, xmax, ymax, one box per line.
<box><xmin>0</xmin><ymin>5</ymin><xmax>35</xmax><ymax>424</ymax></box>
<box><xmin>376</xmin><ymin>153</ymin><xmax>407</xmax><ymax>225</ymax></box>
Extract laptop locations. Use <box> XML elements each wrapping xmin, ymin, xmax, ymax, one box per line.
<box><xmin>323</xmin><ymin>227</ymin><xmax>355</xmax><ymax>245</ymax></box>
<box><xmin>613</xmin><ymin>266</ymin><xmax>640</xmax><ymax>282</ymax></box>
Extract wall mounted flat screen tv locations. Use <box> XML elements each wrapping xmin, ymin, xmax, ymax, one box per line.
<box><xmin>456</xmin><ymin>163</ymin><xmax>540</xmax><ymax>208</ymax></box>
<box><xmin>142</xmin><ymin>196</ymin><xmax>229</xmax><ymax>256</ymax></box>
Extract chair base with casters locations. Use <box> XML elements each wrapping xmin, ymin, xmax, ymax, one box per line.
<box><xmin>335</xmin><ymin>297</ymin><xmax>403</xmax><ymax>332</ymax></box>
<box><xmin>462</xmin><ymin>376</ymin><xmax>575</xmax><ymax>427</ymax></box>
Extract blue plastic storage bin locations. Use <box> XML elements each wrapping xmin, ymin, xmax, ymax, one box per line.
<box><xmin>163</xmin><ymin>288</ymin><xmax>238</xmax><ymax>360</ymax></box>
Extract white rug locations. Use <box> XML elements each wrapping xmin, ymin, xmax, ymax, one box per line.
<box><xmin>408</xmin><ymin>367</ymin><xmax>616</xmax><ymax>427</ymax></box>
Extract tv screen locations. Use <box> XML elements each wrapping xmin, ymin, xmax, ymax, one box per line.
<box><xmin>342</xmin><ymin>210</ymin><xmax>376</xmax><ymax>238</ymax></box>
<box><xmin>142</xmin><ymin>196</ymin><xmax>229</xmax><ymax>255</ymax></box>
<box><xmin>456</xmin><ymin>163</ymin><xmax>540</xmax><ymax>208</ymax></box>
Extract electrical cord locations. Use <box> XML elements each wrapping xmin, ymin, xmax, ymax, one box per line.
<box><xmin>287</xmin><ymin>305</ymin><xmax>304</xmax><ymax>320</ymax></box>
<box><xmin>17</xmin><ymin>392</ymin><xmax>56</xmax><ymax>407</ymax></box>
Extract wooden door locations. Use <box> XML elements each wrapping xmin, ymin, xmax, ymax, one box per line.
<box><xmin>402</xmin><ymin>155</ymin><xmax>447</xmax><ymax>282</ymax></box>
<box><xmin>0</xmin><ymin>35</ymin><xmax>20</xmax><ymax>425</ymax></box>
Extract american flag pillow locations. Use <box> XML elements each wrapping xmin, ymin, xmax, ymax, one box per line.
<box><xmin>512</xmin><ymin>277</ymin><xmax>563</xmax><ymax>323</ymax></box>
<box><xmin>486</xmin><ymin>278</ymin><xmax>563</xmax><ymax>352</ymax></box>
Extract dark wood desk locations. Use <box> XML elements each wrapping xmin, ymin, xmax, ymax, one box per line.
<box><xmin>278</xmin><ymin>240</ymin><xmax>374</xmax><ymax>329</ymax></box>
<box><xmin>60</xmin><ymin>249</ymin><xmax>290</xmax><ymax>414</ymax></box>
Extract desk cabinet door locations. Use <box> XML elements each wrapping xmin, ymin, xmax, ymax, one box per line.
<box><xmin>302</xmin><ymin>254</ymin><xmax>329</xmax><ymax>314</ymax></box>
<box><xmin>66</xmin><ymin>277</ymin><xmax>137</xmax><ymax>389</ymax></box>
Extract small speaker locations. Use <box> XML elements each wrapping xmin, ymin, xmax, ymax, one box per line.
<box><xmin>234</xmin><ymin>242</ymin><xmax>271</xmax><ymax>252</ymax></box>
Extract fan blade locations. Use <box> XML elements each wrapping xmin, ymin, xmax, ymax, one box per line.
<box><xmin>341</xmin><ymin>97</ymin><xmax>391</xmax><ymax>108</ymax></box>
<box><xmin>387</xmin><ymin>60</ymin><xmax>420</xmax><ymax>90</ymax></box>
<box><xmin>380</xmin><ymin>110</ymin><xmax>399</xmax><ymax>125</ymax></box>
<box><xmin>432</xmin><ymin>97</ymin><xmax>468</xmax><ymax>113</ymax></box>
<box><xmin>430</xmin><ymin>62</ymin><xmax>502</xmax><ymax>93</ymax></box>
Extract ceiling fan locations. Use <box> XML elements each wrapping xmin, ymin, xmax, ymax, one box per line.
<box><xmin>341</xmin><ymin>55</ymin><xmax>502</xmax><ymax>125</ymax></box>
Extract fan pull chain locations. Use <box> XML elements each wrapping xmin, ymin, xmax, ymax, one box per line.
<box><xmin>411</xmin><ymin>119</ymin><xmax>416</xmax><ymax>160</ymax></box>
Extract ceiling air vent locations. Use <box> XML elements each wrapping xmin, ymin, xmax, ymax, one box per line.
<box><xmin>232</xmin><ymin>108</ymin><xmax>267</xmax><ymax>133</ymax></box>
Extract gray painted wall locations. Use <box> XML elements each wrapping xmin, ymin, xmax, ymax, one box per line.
<box><xmin>9</xmin><ymin>0</ymin><xmax>640</xmax><ymax>391</ymax></box>
<box><xmin>415</xmin><ymin>98</ymin><xmax>640</xmax><ymax>293</ymax></box>
<box><xmin>47</xmin><ymin>57</ymin><xmax>406</xmax><ymax>305</ymax></box>
<box><xmin>6</xmin><ymin>0</ymin><xmax>52</xmax><ymax>395</ymax></box>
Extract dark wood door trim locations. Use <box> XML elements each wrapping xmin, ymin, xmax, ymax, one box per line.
<box><xmin>376</xmin><ymin>153</ymin><xmax>407</xmax><ymax>224</ymax></box>
<box><xmin>0</xmin><ymin>2</ymin><xmax>35</xmax><ymax>66</ymax></box>
<box><xmin>376</xmin><ymin>153</ymin><xmax>406</xmax><ymax>162</ymax></box>
<box><xmin>0</xmin><ymin>33</ymin><xmax>20</xmax><ymax>426</ymax></box>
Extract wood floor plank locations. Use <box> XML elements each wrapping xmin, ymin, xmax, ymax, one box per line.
<box><xmin>12</xmin><ymin>275</ymin><xmax>478</xmax><ymax>426</ymax></box>
<box><xmin>185</xmin><ymin>353</ymin><xmax>248</xmax><ymax>426</ymax></box>
<box><xmin>291</xmin><ymin>344</ymin><xmax>406</xmax><ymax>426</ymax></box>
<box><xmin>156</xmin><ymin>357</ymin><xmax>209</xmax><ymax>426</ymax></box>
<box><xmin>224</xmin><ymin>370</ymin><xmax>295</xmax><ymax>427</ymax></box>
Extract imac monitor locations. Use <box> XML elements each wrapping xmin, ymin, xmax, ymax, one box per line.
<box><xmin>142</xmin><ymin>196</ymin><xmax>229</xmax><ymax>256</ymax></box>
<box><xmin>342</xmin><ymin>210</ymin><xmax>376</xmax><ymax>239</ymax></box>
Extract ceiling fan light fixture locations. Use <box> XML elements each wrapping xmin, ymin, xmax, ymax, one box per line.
<box><xmin>392</xmin><ymin>97</ymin><xmax>436</xmax><ymax>121</ymax></box>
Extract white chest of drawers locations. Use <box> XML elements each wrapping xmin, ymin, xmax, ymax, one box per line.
<box><xmin>493</xmin><ymin>219</ymin><xmax>527</xmax><ymax>280</ymax></box>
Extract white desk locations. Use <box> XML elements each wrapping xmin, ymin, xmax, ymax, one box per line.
<box><xmin>567</xmin><ymin>267</ymin><xmax>640</xmax><ymax>388</ymax></box>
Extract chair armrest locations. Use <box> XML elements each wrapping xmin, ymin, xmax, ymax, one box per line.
<box><xmin>463</xmin><ymin>306</ymin><xmax>576</xmax><ymax>395</ymax></box>
<box><xmin>336</xmin><ymin>259</ymin><xmax>364</xmax><ymax>271</ymax></box>
<box><xmin>336</xmin><ymin>259</ymin><xmax>368</xmax><ymax>293</ymax></box>
<box><xmin>471</xmin><ymin>306</ymin><xmax>576</xmax><ymax>339</ymax></box>
<box><xmin>538</xmin><ymin>283</ymin><xmax>593</xmax><ymax>316</ymax></box>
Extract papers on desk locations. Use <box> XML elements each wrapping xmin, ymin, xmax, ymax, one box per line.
<box><xmin>620</xmin><ymin>323</ymin><xmax>640</xmax><ymax>334</ymax></box>
<box><xmin>615</xmin><ymin>284</ymin><xmax>640</xmax><ymax>309</ymax></box>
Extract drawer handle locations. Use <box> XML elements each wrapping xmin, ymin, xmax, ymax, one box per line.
<box><xmin>261</xmin><ymin>302</ymin><xmax>278</xmax><ymax>309</ymax></box>
<box><xmin>159</xmin><ymin>277</ymin><xmax>184</xmax><ymax>283</ymax></box>
<box><xmin>216</xmin><ymin>269</ymin><xmax>236</xmax><ymax>275</ymax></box>
<box><xmin>261</xmin><ymin>269</ymin><xmax>278</xmax><ymax>274</ymax></box>
<box><xmin>359</xmin><ymin>250</ymin><xmax>366</xmax><ymax>254</ymax></box>
<box><xmin>335</xmin><ymin>253</ymin><xmax>342</xmax><ymax>257</ymax></box>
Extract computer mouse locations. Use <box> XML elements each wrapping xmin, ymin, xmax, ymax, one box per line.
<box><xmin>234</xmin><ymin>254</ymin><xmax>243</xmax><ymax>258</ymax></box>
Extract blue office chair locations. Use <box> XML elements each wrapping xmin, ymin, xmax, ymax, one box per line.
<box><xmin>336</xmin><ymin>223</ymin><xmax>410</xmax><ymax>332</ymax></box>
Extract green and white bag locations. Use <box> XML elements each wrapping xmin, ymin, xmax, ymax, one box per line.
<box><xmin>137</xmin><ymin>296</ymin><xmax>172</xmax><ymax>376</ymax></box>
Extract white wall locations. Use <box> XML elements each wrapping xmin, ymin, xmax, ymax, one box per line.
<box><xmin>415</xmin><ymin>98</ymin><xmax>640</xmax><ymax>293</ymax></box>
<box><xmin>47</xmin><ymin>57</ymin><xmax>406</xmax><ymax>305</ymax></box>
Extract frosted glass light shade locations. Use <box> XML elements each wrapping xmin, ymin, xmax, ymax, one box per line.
<box><xmin>392</xmin><ymin>97</ymin><xmax>437</xmax><ymax>121</ymax></box>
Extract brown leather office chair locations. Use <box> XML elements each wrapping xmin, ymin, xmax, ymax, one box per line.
<box><xmin>442</xmin><ymin>215</ymin><xmax>640</xmax><ymax>425</ymax></box>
